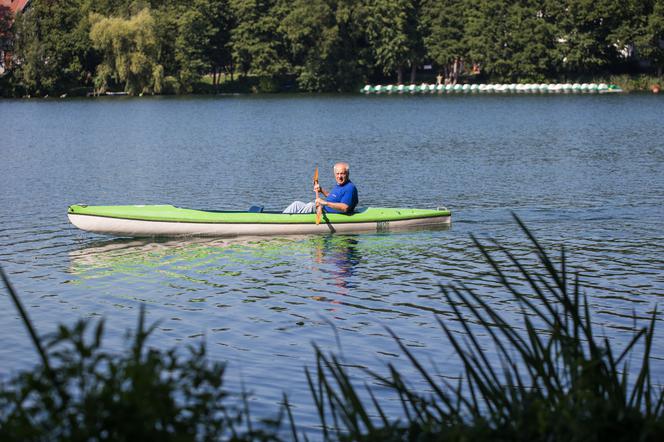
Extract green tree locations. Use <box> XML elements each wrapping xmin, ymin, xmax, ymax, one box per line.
<box><xmin>421</xmin><ymin>0</ymin><xmax>467</xmax><ymax>84</ymax></box>
<box><xmin>280</xmin><ymin>0</ymin><xmax>369</xmax><ymax>91</ymax></box>
<box><xmin>0</xmin><ymin>6</ymin><xmax>12</xmax><ymax>66</ymax></box>
<box><xmin>542</xmin><ymin>0</ymin><xmax>637</xmax><ymax>77</ymax></box>
<box><xmin>12</xmin><ymin>0</ymin><xmax>93</xmax><ymax>96</ymax></box>
<box><xmin>636</xmin><ymin>0</ymin><xmax>664</xmax><ymax>76</ymax></box>
<box><xmin>204</xmin><ymin>0</ymin><xmax>235</xmax><ymax>86</ymax></box>
<box><xmin>364</xmin><ymin>0</ymin><xmax>426</xmax><ymax>84</ymax></box>
<box><xmin>174</xmin><ymin>1</ymin><xmax>216</xmax><ymax>92</ymax></box>
<box><xmin>89</xmin><ymin>8</ymin><xmax>164</xmax><ymax>95</ymax></box>
<box><xmin>504</xmin><ymin>0</ymin><xmax>558</xmax><ymax>82</ymax></box>
<box><xmin>464</xmin><ymin>0</ymin><xmax>515</xmax><ymax>81</ymax></box>
<box><xmin>230</xmin><ymin>0</ymin><xmax>290</xmax><ymax>78</ymax></box>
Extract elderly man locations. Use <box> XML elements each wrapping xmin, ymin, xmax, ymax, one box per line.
<box><xmin>283</xmin><ymin>162</ymin><xmax>358</xmax><ymax>214</ymax></box>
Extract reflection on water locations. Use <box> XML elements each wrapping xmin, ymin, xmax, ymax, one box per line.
<box><xmin>312</xmin><ymin>235</ymin><xmax>360</xmax><ymax>293</ymax></box>
<box><xmin>69</xmin><ymin>235</ymin><xmax>363</xmax><ymax>286</ymax></box>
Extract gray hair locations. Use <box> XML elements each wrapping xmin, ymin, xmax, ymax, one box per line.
<box><xmin>334</xmin><ymin>162</ymin><xmax>350</xmax><ymax>173</ymax></box>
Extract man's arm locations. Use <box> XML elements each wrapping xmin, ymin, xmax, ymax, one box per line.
<box><xmin>316</xmin><ymin>199</ymin><xmax>349</xmax><ymax>213</ymax></box>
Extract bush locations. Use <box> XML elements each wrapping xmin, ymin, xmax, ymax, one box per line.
<box><xmin>0</xmin><ymin>267</ymin><xmax>282</xmax><ymax>441</ymax></box>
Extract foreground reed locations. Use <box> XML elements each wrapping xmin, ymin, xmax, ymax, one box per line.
<box><xmin>1</xmin><ymin>217</ymin><xmax>663</xmax><ymax>440</ymax></box>
<box><xmin>305</xmin><ymin>216</ymin><xmax>664</xmax><ymax>441</ymax></box>
<box><xmin>0</xmin><ymin>269</ymin><xmax>280</xmax><ymax>441</ymax></box>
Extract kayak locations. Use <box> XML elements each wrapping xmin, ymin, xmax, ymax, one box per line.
<box><xmin>67</xmin><ymin>204</ymin><xmax>452</xmax><ymax>237</ymax></box>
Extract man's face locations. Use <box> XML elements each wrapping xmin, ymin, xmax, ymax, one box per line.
<box><xmin>334</xmin><ymin>167</ymin><xmax>349</xmax><ymax>185</ymax></box>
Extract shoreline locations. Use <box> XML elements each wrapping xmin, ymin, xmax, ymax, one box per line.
<box><xmin>1</xmin><ymin>74</ymin><xmax>662</xmax><ymax>99</ymax></box>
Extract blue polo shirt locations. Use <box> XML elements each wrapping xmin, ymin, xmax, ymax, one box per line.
<box><xmin>325</xmin><ymin>181</ymin><xmax>358</xmax><ymax>214</ymax></box>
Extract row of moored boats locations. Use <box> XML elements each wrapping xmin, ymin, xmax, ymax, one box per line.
<box><xmin>362</xmin><ymin>83</ymin><xmax>623</xmax><ymax>94</ymax></box>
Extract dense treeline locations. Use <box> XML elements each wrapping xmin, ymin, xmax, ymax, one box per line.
<box><xmin>0</xmin><ymin>0</ymin><xmax>663</xmax><ymax>96</ymax></box>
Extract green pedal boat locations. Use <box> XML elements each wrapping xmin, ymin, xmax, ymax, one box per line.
<box><xmin>67</xmin><ymin>204</ymin><xmax>452</xmax><ymax>238</ymax></box>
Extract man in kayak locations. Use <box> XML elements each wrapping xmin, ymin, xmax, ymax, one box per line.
<box><xmin>283</xmin><ymin>162</ymin><xmax>358</xmax><ymax>214</ymax></box>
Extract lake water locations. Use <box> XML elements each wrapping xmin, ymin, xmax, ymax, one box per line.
<box><xmin>1</xmin><ymin>94</ymin><xmax>663</xmax><ymax>433</ymax></box>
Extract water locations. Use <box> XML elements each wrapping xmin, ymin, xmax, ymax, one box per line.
<box><xmin>1</xmin><ymin>94</ymin><xmax>663</xmax><ymax>432</ymax></box>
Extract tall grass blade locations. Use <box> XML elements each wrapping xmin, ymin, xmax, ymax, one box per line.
<box><xmin>0</xmin><ymin>265</ymin><xmax>68</xmax><ymax>407</ymax></box>
<box><xmin>283</xmin><ymin>395</ymin><xmax>299</xmax><ymax>442</ymax></box>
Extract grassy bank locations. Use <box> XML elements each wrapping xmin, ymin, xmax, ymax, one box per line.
<box><xmin>601</xmin><ymin>74</ymin><xmax>663</xmax><ymax>92</ymax></box>
<box><xmin>1</xmin><ymin>217</ymin><xmax>663</xmax><ymax>440</ymax></box>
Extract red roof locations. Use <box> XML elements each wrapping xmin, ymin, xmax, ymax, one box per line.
<box><xmin>0</xmin><ymin>0</ymin><xmax>29</xmax><ymax>14</ymax></box>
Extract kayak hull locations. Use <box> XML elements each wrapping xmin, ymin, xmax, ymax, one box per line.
<box><xmin>67</xmin><ymin>205</ymin><xmax>451</xmax><ymax>238</ymax></box>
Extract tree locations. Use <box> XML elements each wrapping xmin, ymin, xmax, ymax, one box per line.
<box><xmin>204</xmin><ymin>0</ymin><xmax>235</xmax><ymax>86</ymax></box>
<box><xmin>12</xmin><ymin>0</ymin><xmax>93</xmax><ymax>96</ymax></box>
<box><xmin>280</xmin><ymin>0</ymin><xmax>369</xmax><ymax>91</ymax></box>
<box><xmin>636</xmin><ymin>0</ymin><xmax>664</xmax><ymax>76</ymax></box>
<box><xmin>229</xmin><ymin>0</ymin><xmax>289</xmax><ymax>78</ymax></box>
<box><xmin>0</xmin><ymin>5</ymin><xmax>13</xmax><ymax>73</ymax></box>
<box><xmin>542</xmin><ymin>0</ymin><xmax>636</xmax><ymax>77</ymax></box>
<box><xmin>463</xmin><ymin>0</ymin><xmax>516</xmax><ymax>81</ymax></box>
<box><xmin>421</xmin><ymin>0</ymin><xmax>467</xmax><ymax>84</ymax></box>
<box><xmin>504</xmin><ymin>0</ymin><xmax>558</xmax><ymax>82</ymax></box>
<box><xmin>364</xmin><ymin>0</ymin><xmax>426</xmax><ymax>84</ymax></box>
<box><xmin>174</xmin><ymin>1</ymin><xmax>216</xmax><ymax>92</ymax></box>
<box><xmin>89</xmin><ymin>8</ymin><xmax>164</xmax><ymax>95</ymax></box>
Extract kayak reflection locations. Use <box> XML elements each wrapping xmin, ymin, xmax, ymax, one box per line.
<box><xmin>68</xmin><ymin>235</ymin><xmax>320</xmax><ymax>278</ymax></box>
<box><xmin>309</xmin><ymin>235</ymin><xmax>361</xmax><ymax>294</ymax></box>
<box><xmin>67</xmin><ymin>227</ymin><xmax>450</xmax><ymax>311</ymax></box>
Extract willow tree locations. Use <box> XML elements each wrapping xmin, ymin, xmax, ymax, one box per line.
<box><xmin>89</xmin><ymin>8</ymin><xmax>163</xmax><ymax>95</ymax></box>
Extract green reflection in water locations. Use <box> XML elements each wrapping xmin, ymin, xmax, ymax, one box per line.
<box><xmin>72</xmin><ymin>225</ymin><xmax>448</xmax><ymax>271</ymax></box>
<box><xmin>70</xmin><ymin>236</ymin><xmax>307</xmax><ymax>277</ymax></box>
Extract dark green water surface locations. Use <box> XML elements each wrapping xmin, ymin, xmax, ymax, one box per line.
<box><xmin>1</xmin><ymin>94</ymin><xmax>663</xmax><ymax>431</ymax></box>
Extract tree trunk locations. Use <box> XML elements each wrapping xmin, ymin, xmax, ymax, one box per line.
<box><xmin>450</xmin><ymin>58</ymin><xmax>462</xmax><ymax>85</ymax></box>
<box><xmin>397</xmin><ymin>66</ymin><xmax>403</xmax><ymax>84</ymax></box>
<box><xmin>410</xmin><ymin>63</ymin><xmax>416</xmax><ymax>84</ymax></box>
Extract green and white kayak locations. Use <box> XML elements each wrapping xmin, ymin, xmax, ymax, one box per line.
<box><xmin>67</xmin><ymin>204</ymin><xmax>452</xmax><ymax>238</ymax></box>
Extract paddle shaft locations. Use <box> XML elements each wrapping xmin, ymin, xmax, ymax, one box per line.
<box><xmin>314</xmin><ymin>167</ymin><xmax>322</xmax><ymax>224</ymax></box>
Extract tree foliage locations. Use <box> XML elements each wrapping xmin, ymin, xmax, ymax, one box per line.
<box><xmin>364</xmin><ymin>0</ymin><xmax>426</xmax><ymax>84</ymax></box>
<box><xmin>636</xmin><ymin>0</ymin><xmax>664</xmax><ymax>76</ymax></box>
<box><xmin>0</xmin><ymin>5</ymin><xmax>12</xmax><ymax>59</ymax></box>
<box><xmin>89</xmin><ymin>8</ymin><xmax>163</xmax><ymax>95</ymax></box>
<box><xmin>11</xmin><ymin>0</ymin><xmax>93</xmax><ymax>95</ymax></box>
<box><xmin>280</xmin><ymin>0</ymin><xmax>369</xmax><ymax>91</ymax></box>
<box><xmin>230</xmin><ymin>0</ymin><xmax>290</xmax><ymax>78</ymax></box>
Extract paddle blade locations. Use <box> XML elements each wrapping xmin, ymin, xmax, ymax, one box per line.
<box><xmin>313</xmin><ymin>166</ymin><xmax>319</xmax><ymax>184</ymax></box>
